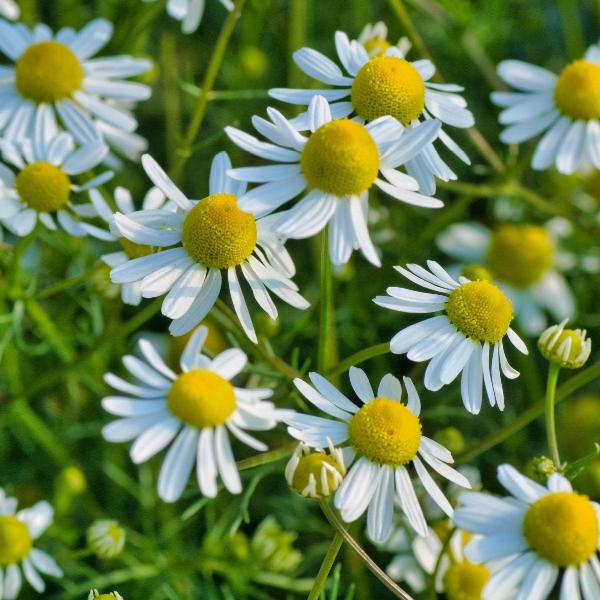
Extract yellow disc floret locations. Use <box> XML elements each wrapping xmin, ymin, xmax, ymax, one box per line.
<box><xmin>486</xmin><ymin>224</ymin><xmax>554</xmax><ymax>287</ymax></box>
<box><xmin>523</xmin><ymin>491</ymin><xmax>598</xmax><ymax>566</ymax></box>
<box><xmin>351</xmin><ymin>56</ymin><xmax>425</xmax><ymax>125</ymax></box>
<box><xmin>119</xmin><ymin>238</ymin><xmax>153</xmax><ymax>259</ymax></box>
<box><xmin>15</xmin><ymin>161</ymin><xmax>71</xmax><ymax>212</ymax></box>
<box><xmin>181</xmin><ymin>194</ymin><xmax>257</xmax><ymax>269</ymax></box>
<box><xmin>443</xmin><ymin>561</ymin><xmax>490</xmax><ymax>600</ymax></box>
<box><xmin>555</xmin><ymin>60</ymin><xmax>600</xmax><ymax>120</ymax></box>
<box><xmin>0</xmin><ymin>515</ymin><xmax>32</xmax><ymax>565</ymax></box>
<box><xmin>301</xmin><ymin>119</ymin><xmax>379</xmax><ymax>196</ymax></box>
<box><xmin>348</xmin><ymin>397</ymin><xmax>421</xmax><ymax>466</ymax></box>
<box><xmin>445</xmin><ymin>280</ymin><xmax>512</xmax><ymax>343</ymax></box>
<box><xmin>363</xmin><ymin>38</ymin><xmax>391</xmax><ymax>57</ymax></box>
<box><xmin>291</xmin><ymin>453</ymin><xmax>344</xmax><ymax>498</ymax></box>
<box><xmin>15</xmin><ymin>40</ymin><xmax>84</xmax><ymax>103</ymax></box>
<box><xmin>167</xmin><ymin>369</ymin><xmax>236</xmax><ymax>429</ymax></box>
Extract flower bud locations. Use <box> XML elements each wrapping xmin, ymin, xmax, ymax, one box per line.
<box><xmin>525</xmin><ymin>455</ymin><xmax>557</xmax><ymax>483</ymax></box>
<box><xmin>89</xmin><ymin>591</ymin><xmax>123</xmax><ymax>600</ymax></box>
<box><xmin>460</xmin><ymin>264</ymin><xmax>492</xmax><ymax>282</ymax></box>
<box><xmin>86</xmin><ymin>520</ymin><xmax>126</xmax><ymax>559</ymax></box>
<box><xmin>538</xmin><ymin>320</ymin><xmax>591</xmax><ymax>369</ymax></box>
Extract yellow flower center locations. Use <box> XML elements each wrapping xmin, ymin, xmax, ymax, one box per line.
<box><xmin>348</xmin><ymin>397</ymin><xmax>421</xmax><ymax>466</ymax></box>
<box><xmin>486</xmin><ymin>224</ymin><xmax>554</xmax><ymax>287</ymax></box>
<box><xmin>351</xmin><ymin>56</ymin><xmax>425</xmax><ymax>125</ymax></box>
<box><xmin>119</xmin><ymin>238</ymin><xmax>153</xmax><ymax>259</ymax></box>
<box><xmin>0</xmin><ymin>515</ymin><xmax>32</xmax><ymax>566</ymax></box>
<box><xmin>460</xmin><ymin>264</ymin><xmax>492</xmax><ymax>282</ymax></box>
<box><xmin>167</xmin><ymin>369</ymin><xmax>236</xmax><ymax>429</ymax></box>
<box><xmin>291</xmin><ymin>453</ymin><xmax>344</xmax><ymax>498</ymax></box>
<box><xmin>554</xmin><ymin>60</ymin><xmax>600</xmax><ymax>120</ymax></box>
<box><xmin>181</xmin><ymin>194</ymin><xmax>257</xmax><ymax>269</ymax></box>
<box><xmin>300</xmin><ymin>119</ymin><xmax>379</xmax><ymax>196</ymax></box>
<box><xmin>445</xmin><ymin>280</ymin><xmax>512</xmax><ymax>343</ymax></box>
<box><xmin>523</xmin><ymin>491</ymin><xmax>598</xmax><ymax>566</ymax></box>
<box><xmin>443</xmin><ymin>561</ymin><xmax>490</xmax><ymax>600</ymax></box>
<box><xmin>96</xmin><ymin>595</ymin><xmax>118</xmax><ymax>600</ymax></box>
<box><xmin>539</xmin><ymin>328</ymin><xmax>588</xmax><ymax>369</ymax></box>
<box><xmin>363</xmin><ymin>38</ymin><xmax>391</xmax><ymax>57</ymax></box>
<box><xmin>15</xmin><ymin>161</ymin><xmax>71</xmax><ymax>212</ymax></box>
<box><xmin>15</xmin><ymin>40</ymin><xmax>84</xmax><ymax>103</ymax></box>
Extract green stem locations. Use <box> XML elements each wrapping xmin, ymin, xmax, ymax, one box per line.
<box><xmin>429</xmin><ymin>526</ymin><xmax>454</xmax><ymax>599</ymax></box>
<box><xmin>237</xmin><ymin>443</ymin><xmax>296</xmax><ymax>471</ymax></box>
<box><xmin>319</xmin><ymin>500</ymin><xmax>414</xmax><ymax>600</ymax></box>
<box><xmin>545</xmin><ymin>363</ymin><xmax>562</xmax><ymax>467</ymax></box>
<box><xmin>318</xmin><ymin>228</ymin><xmax>335</xmax><ymax>373</ymax></box>
<box><xmin>25</xmin><ymin>298</ymin><xmax>74</xmax><ymax>363</ymax></box>
<box><xmin>457</xmin><ymin>360</ymin><xmax>600</xmax><ymax>465</ymax></box>
<box><xmin>169</xmin><ymin>0</ymin><xmax>246</xmax><ymax>182</ymax></box>
<box><xmin>34</xmin><ymin>264</ymin><xmax>100</xmax><ymax>300</ymax></box>
<box><xmin>557</xmin><ymin>0</ymin><xmax>584</xmax><ymax>59</ymax></box>
<box><xmin>308</xmin><ymin>531</ymin><xmax>344</xmax><ymax>600</ymax></box>
<box><xmin>328</xmin><ymin>343</ymin><xmax>389</xmax><ymax>377</ymax></box>
<box><xmin>161</xmin><ymin>30</ymin><xmax>182</xmax><ymax>168</ymax></box>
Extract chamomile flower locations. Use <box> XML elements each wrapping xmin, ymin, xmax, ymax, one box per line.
<box><xmin>102</xmin><ymin>326</ymin><xmax>285</xmax><ymax>502</ymax></box>
<box><xmin>455</xmin><ymin>464</ymin><xmax>600</xmax><ymax>600</ymax></box>
<box><xmin>269</xmin><ymin>31</ymin><xmax>474</xmax><ymax>194</ymax></box>
<box><xmin>284</xmin><ymin>368</ymin><xmax>470</xmax><ymax>542</ymax></box>
<box><xmin>92</xmin><ymin>185</ymin><xmax>170</xmax><ymax>306</ymax></box>
<box><xmin>0</xmin><ymin>0</ymin><xmax>18</xmax><ymax>20</ymax></box>
<box><xmin>0</xmin><ymin>132</ymin><xmax>114</xmax><ymax>237</ymax></box>
<box><xmin>86</xmin><ymin>520</ymin><xmax>126</xmax><ymax>559</ymax></box>
<box><xmin>110</xmin><ymin>151</ymin><xmax>308</xmax><ymax>341</ymax></box>
<box><xmin>436</xmin><ymin>222</ymin><xmax>575</xmax><ymax>335</ymax></box>
<box><xmin>492</xmin><ymin>45</ymin><xmax>600</xmax><ymax>174</ymax></box>
<box><xmin>0</xmin><ymin>488</ymin><xmax>63</xmax><ymax>596</ymax></box>
<box><xmin>226</xmin><ymin>95</ymin><xmax>443</xmax><ymax>267</ymax></box>
<box><xmin>143</xmin><ymin>0</ymin><xmax>234</xmax><ymax>34</ymax></box>
<box><xmin>357</xmin><ymin>22</ymin><xmax>412</xmax><ymax>58</ymax></box>
<box><xmin>0</xmin><ymin>19</ymin><xmax>151</xmax><ymax>157</ymax></box>
<box><xmin>373</xmin><ymin>261</ymin><xmax>528</xmax><ymax>414</ymax></box>
<box><xmin>89</xmin><ymin>591</ymin><xmax>123</xmax><ymax>600</ymax></box>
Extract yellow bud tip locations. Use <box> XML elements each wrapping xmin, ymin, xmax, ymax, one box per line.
<box><xmin>443</xmin><ymin>561</ymin><xmax>490</xmax><ymax>600</ymax></box>
<box><xmin>167</xmin><ymin>369</ymin><xmax>235</xmax><ymax>429</ymax></box>
<box><xmin>363</xmin><ymin>38</ymin><xmax>391</xmax><ymax>57</ymax></box>
<box><xmin>538</xmin><ymin>321</ymin><xmax>591</xmax><ymax>369</ymax></box>
<box><xmin>16</xmin><ymin>40</ymin><xmax>83</xmax><ymax>103</ymax></box>
<box><xmin>351</xmin><ymin>56</ymin><xmax>425</xmax><ymax>125</ymax></box>
<box><xmin>460</xmin><ymin>264</ymin><xmax>492</xmax><ymax>282</ymax></box>
<box><xmin>301</xmin><ymin>119</ymin><xmax>379</xmax><ymax>196</ymax></box>
<box><xmin>15</xmin><ymin>162</ymin><xmax>71</xmax><ymax>212</ymax></box>
<box><xmin>555</xmin><ymin>60</ymin><xmax>600</xmax><ymax>120</ymax></box>
<box><xmin>523</xmin><ymin>491</ymin><xmax>598</xmax><ymax>566</ymax></box>
<box><xmin>0</xmin><ymin>515</ymin><xmax>32</xmax><ymax>565</ymax></box>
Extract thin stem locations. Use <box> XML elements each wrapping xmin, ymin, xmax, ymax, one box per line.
<box><xmin>319</xmin><ymin>500</ymin><xmax>415</xmax><ymax>600</ymax></box>
<box><xmin>236</xmin><ymin>443</ymin><xmax>296</xmax><ymax>471</ymax></box>
<box><xmin>34</xmin><ymin>264</ymin><xmax>101</xmax><ymax>300</ymax></box>
<box><xmin>457</xmin><ymin>360</ymin><xmax>600</xmax><ymax>464</ymax></box>
<box><xmin>161</xmin><ymin>30</ymin><xmax>182</xmax><ymax>167</ymax></box>
<box><xmin>545</xmin><ymin>363</ymin><xmax>562</xmax><ymax>467</ymax></box>
<box><xmin>429</xmin><ymin>526</ymin><xmax>455</xmax><ymax>599</ymax></box>
<box><xmin>318</xmin><ymin>228</ymin><xmax>335</xmax><ymax>373</ymax></box>
<box><xmin>169</xmin><ymin>0</ymin><xmax>246</xmax><ymax>182</ymax></box>
<box><xmin>328</xmin><ymin>343</ymin><xmax>389</xmax><ymax>377</ymax></box>
<box><xmin>557</xmin><ymin>0</ymin><xmax>584</xmax><ymax>59</ymax></box>
<box><xmin>25</xmin><ymin>298</ymin><xmax>75</xmax><ymax>363</ymax></box>
<box><xmin>308</xmin><ymin>531</ymin><xmax>344</xmax><ymax>600</ymax></box>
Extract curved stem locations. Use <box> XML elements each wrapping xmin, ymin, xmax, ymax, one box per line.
<box><xmin>318</xmin><ymin>228</ymin><xmax>335</xmax><ymax>373</ymax></box>
<box><xmin>319</xmin><ymin>500</ymin><xmax>415</xmax><ymax>600</ymax></box>
<box><xmin>545</xmin><ymin>363</ymin><xmax>562</xmax><ymax>467</ymax></box>
<box><xmin>169</xmin><ymin>0</ymin><xmax>246</xmax><ymax>182</ymax></box>
<box><xmin>308</xmin><ymin>530</ymin><xmax>344</xmax><ymax>600</ymax></box>
<box><xmin>328</xmin><ymin>343</ymin><xmax>389</xmax><ymax>377</ymax></box>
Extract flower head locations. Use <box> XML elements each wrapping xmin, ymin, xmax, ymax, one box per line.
<box><xmin>269</xmin><ymin>30</ymin><xmax>474</xmax><ymax>194</ymax></box>
<box><xmin>492</xmin><ymin>44</ymin><xmax>600</xmax><ymax>174</ymax></box>
<box><xmin>102</xmin><ymin>326</ymin><xmax>287</xmax><ymax>502</ymax></box>
<box><xmin>455</xmin><ymin>464</ymin><xmax>600</xmax><ymax>599</ymax></box>
<box><xmin>0</xmin><ymin>132</ymin><xmax>113</xmax><ymax>237</ymax></box>
<box><xmin>0</xmin><ymin>488</ymin><xmax>62</xmax><ymax>595</ymax></box>
<box><xmin>538</xmin><ymin>319</ymin><xmax>591</xmax><ymax>369</ymax></box>
<box><xmin>374</xmin><ymin>261</ymin><xmax>528</xmax><ymax>414</ymax></box>
<box><xmin>87</xmin><ymin>520</ymin><xmax>126</xmax><ymax>559</ymax></box>
<box><xmin>226</xmin><ymin>95</ymin><xmax>443</xmax><ymax>267</ymax></box>
<box><xmin>109</xmin><ymin>151</ymin><xmax>308</xmax><ymax>341</ymax></box>
<box><xmin>284</xmin><ymin>369</ymin><xmax>470</xmax><ymax>542</ymax></box>
<box><xmin>89</xmin><ymin>591</ymin><xmax>123</xmax><ymax>600</ymax></box>
<box><xmin>0</xmin><ymin>18</ymin><xmax>151</xmax><ymax>160</ymax></box>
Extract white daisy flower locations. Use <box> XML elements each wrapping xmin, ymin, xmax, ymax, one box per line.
<box><xmin>269</xmin><ymin>31</ymin><xmax>474</xmax><ymax>194</ymax></box>
<box><xmin>492</xmin><ymin>44</ymin><xmax>600</xmax><ymax>174</ymax></box>
<box><xmin>373</xmin><ymin>261</ymin><xmax>528</xmax><ymax>414</ymax></box>
<box><xmin>225</xmin><ymin>95</ymin><xmax>443</xmax><ymax>267</ymax></box>
<box><xmin>0</xmin><ymin>131</ymin><xmax>114</xmax><ymax>238</ymax></box>
<box><xmin>357</xmin><ymin>21</ymin><xmax>412</xmax><ymax>58</ymax></box>
<box><xmin>109</xmin><ymin>151</ymin><xmax>308</xmax><ymax>341</ymax></box>
<box><xmin>143</xmin><ymin>0</ymin><xmax>234</xmax><ymax>34</ymax></box>
<box><xmin>284</xmin><ymin>368</ymin><xmax>470</xmax><ymax>542</ymax></box>
<box><xmin>0</xmin><ymin>0</ymin><xmax>18</xmax><ymax>20</ymax></box>
<box><xmin>0</xmin><ymin>488</ymin><xmax>63</xmax><ymax>596</ymax></box>
<box><xmin>102</xmin><ymin>326</ymin><xmax>286</xmax><ymax>502</ymax></box>
<box><xmin>91</xmin><ymin>185</ymin><xmax>170</xmax><ymax>306</ymax></box>
<box><xmin>455</xmin><ymin>464</ymin><xmax>600</xmax><ymax>600</ymax></box>
<box><xmin>0</xmin><ymin>18</ymin><xmax>151</xmax><ymax>156</ymax></box>
<box><xmin>436</xmin><ymin>221</ymin><xmax>575</xmax><ymax>335</ymax></box>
